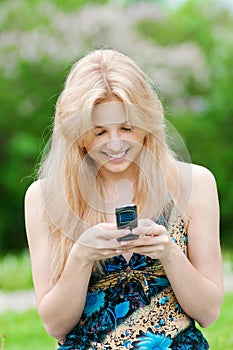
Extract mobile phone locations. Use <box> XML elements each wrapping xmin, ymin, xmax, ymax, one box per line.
<box><xmin>116</xmin><ymin>204</ymin><xmax>139</xmax><ymax>242</ymax></box>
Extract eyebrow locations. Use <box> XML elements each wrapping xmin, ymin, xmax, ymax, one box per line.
<box><xmin>93</xmin><ymin>121</ymin><xmax>130</xmax><ymax>128</ymax></box>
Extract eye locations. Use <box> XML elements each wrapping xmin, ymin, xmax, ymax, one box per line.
<box><xmin>95</xmin><ymin>130</ymin><xmax>106</xmax><ymax>136</ymax></box>
<box><xmin>122</xmin><ymin>124</ymin><xmax>134</xmax><ymax>131</ymax></box>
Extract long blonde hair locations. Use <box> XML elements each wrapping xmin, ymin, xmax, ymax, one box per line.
<box><xmin>38</xmin><ymin>49</ymin><xmax>179</xmax><ymax>284</ymax></box>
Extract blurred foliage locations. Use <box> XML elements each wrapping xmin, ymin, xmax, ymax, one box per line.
<box><xmin>0</xmin><ymin>0</ymin><xmax>232</xmax><ymax>254</ymax></box>
<box><xmin>136</xmin><ymin>0</ymin><xmax>233</xmax><ymax>249</ymax></box>
<box><xmin>0</xmin><ymin>59</ymin><xmax>68</xmax><ymax>253</ymax></box>
<box><xmin>0</xmin><ymin>0</ymin><xmax>108</xmax><ymax>17</ymax></box>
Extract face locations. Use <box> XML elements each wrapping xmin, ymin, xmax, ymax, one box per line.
<box><xmin>85</xmin><ymin>98</ymin><xmax>147</xmax><ymax>178</ymax></box>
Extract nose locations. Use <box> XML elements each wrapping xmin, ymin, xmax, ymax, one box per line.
<box><xmin>106</xmin><ymin>138</ymin><xmax>124</xmax><ymax>153</ymax></box>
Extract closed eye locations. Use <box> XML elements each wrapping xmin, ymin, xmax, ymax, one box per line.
<box><xmin>94</xmin><ymin>129</ymin><xmax>106</xmax><ymax>136</ymax></box>
<box><xmin>94</xmin><ymin>124</ymin><xmax>134</xmax><ymax>136</ymax></box>
<box><xmin>122</xmin><ymin>124</ymin><xmax>134</xmax><ymax>131</ymax></box>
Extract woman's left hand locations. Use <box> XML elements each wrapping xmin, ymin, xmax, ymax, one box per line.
<box><xmin>121</xmin><ymin>219</ymin><xmax>172</xmax><ymax>260</ymax></box>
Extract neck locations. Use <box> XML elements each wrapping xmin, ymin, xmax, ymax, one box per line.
<box><xmin>99</xmin><ymin>173</ymin><xmax>138</xmax><ymax>214</ymax></box>
<box><xmin>98</xmin><ymin>163</ymin><xmax>139</xmax><ymax>190</ymax></box>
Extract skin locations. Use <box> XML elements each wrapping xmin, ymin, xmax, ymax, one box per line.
<box><xmin>25</xmin><ymin>97</ymin><xmax>223</xmax><ymax>341</ymax></box>
<box><xmin>86</xmin><ymin>98</ymin><xmax>147</xmax><ymax>182</ymax></box>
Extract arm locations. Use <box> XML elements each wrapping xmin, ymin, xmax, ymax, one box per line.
<box><xmin>125</xmin><ymin>164</ymin><xmax>223</xmax><ymax>327</ymax></box>
<box><xmin>25</xmin><ymin>180</ymin><xmax>127</xmax><ymax>341</ymax></box>
<box><xmin>166</xmin><ymin>164</ymin><xmax>223</xmax><ymax>327</ymax></box>
<box><xmin>25</xmin><ymin>180</ymin><xmax>93</xmax><ymax>341</ymax></box>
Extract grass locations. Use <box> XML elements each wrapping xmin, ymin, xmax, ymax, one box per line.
<box><xmin>0</xmin><ymin>293</ymin><xmax>233</xmax><ymax>349</ymax></box>
<box><xmin>200</xmin><ymin>292</ymin><xmax>233</xmax><ymax>348</ymax></box>
<box><xmin>0</xmin><ymin>250</ymin><xmax>33</xmax><ymax>292</ymax></box>
<box><xmin>0</xmin><ymin>309</ymin><xmax>56</xmax><ymax>350</ymax></box>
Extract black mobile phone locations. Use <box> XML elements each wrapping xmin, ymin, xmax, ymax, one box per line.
<box><xmin>116</xmin><ymin>204</ymin><xmax>139</xmax><ymax>242</ymax></box>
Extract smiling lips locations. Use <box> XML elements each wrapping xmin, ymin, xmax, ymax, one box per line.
<box><xmin>103</xmin><ymin>149</ymin><xmax>128</xmax><ymax>160</ymax></box>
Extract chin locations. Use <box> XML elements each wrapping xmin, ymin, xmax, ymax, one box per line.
<box><xmin>104</xmin><ymin>163</ymin><xmax>131</xmax><ymax>174</ymax></box>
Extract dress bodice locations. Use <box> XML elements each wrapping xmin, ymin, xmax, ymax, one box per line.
<box><xmin>58</xmin><ymin>200</ymin><xmax>209</xmax><ymax>349</ymax></box>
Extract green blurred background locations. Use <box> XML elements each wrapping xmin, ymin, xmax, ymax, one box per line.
<box><xmin>1</xmin><ymin>0</ymin><xmax>233</xmax><ymax>348</ymax></box>
<box><xmin>0</xmin><ymin>0</ymin><xmax>232</xmax><ymax>255</ymax></box>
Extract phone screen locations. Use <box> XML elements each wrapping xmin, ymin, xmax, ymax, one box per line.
<box><xmin>119</xmin><ymin>210</ymin><xmax>136</xmax><ymax>226</ymax></box>
<box><xmin>116</xmin><ymin>204</ymin><xmax>139</xmax><ymax>242</ymax></box>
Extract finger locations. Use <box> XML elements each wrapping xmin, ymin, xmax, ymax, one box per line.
<box><xmin>91</xmin><ymin>227</ymin><xmax>127</xmax><ymax>241</ymax></box>
<box><xmin>113</xmin><ymin>228</ymin><xmax>135</xmax><ymax>240</ymax></box>
<box><xmin>137</xmin><ymin>218</ymin><xmax>154</xmax><ymax>227</ymax></box>
<box><xmin>99</xmin><ymin>247</ymin><xmax>131</xmax><ymax>259</ymax></box>
<box><xmin>98</xmin><ymin>227</ymin><xmax>131</xmax><ymax>239</ymax></box>
<box><xmin>132</xmin><ymin>226</ymin><xmax>153</xmax><ymax>237</ymax></box>
<box><xmin>115</xmin><ymin>232</ymin><xmax>167</xmax><ymax>249</ymax></box>
<box><xmin>125</xmin><ymin>235</ymin><xmax>159</xmax><ymax>248</ymax></box>
<box><xmin>96</xmin><ymin>222</ymin><xmax>117</xmax><ymax>229</ymax></box>
<box><xmin>139</xmin><ymin>224</ymin><xmax>167</xmax><ymax>237</ymax></box>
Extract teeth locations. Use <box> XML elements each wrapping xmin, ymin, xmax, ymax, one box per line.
<box><xmin>106</xmin><ymin>151</ymin><xmax>126</xmax><ymax>159</ymax></box>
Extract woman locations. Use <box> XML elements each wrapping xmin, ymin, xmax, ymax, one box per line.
<box><xmin>25</xmin><ymin>49</ymin><xmax>223</xmax><ymax>349</ymax></box>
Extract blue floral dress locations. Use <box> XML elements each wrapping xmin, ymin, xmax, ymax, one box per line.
<box><xmin>58</xmin><ymin>201</ymin><xmax>209</xmax><ymax>349</ymax></box>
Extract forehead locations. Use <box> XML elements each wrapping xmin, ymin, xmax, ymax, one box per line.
<box><xmin>92</xmin><ymin>101</ymin><xmax>127</xmax><ymax>126</ymax></box>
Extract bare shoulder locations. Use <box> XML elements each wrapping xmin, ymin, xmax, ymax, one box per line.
<box><xmin>177</xmin><ymin>161</ymin><xmax>216</xmax><ymax>185</ymax></box>
<box><xmin>25</xmin><ymin>179</ymin><xmax>48</xmax><ymax>215</ymax></box>
<box><xmin>24</xmin><ymin>179</ymin><xmax>48</xmax><ymax>240</ymax></box>
<box><xmin>188</xmin><ymin>164</ymin><xmax>219</xmax><ymax>218</ymax></box>
<box><xmin>176</xmin><ymin>161</ymin><xmax>217</xmax><ymax>192</ymax></box>
<box><xmin>25</xmin><ymin>179</ymin><xmax>43</xmax><ymax>204</ymax></box>
<box><xmin>190</xmin><ymin>163</ymin><xmax>218</xmax><ymax>196</ymax></box>
<box><xmin>174</xmin><ymin>162</ymin><xmax>219</xmax><ymax>220</ymax></box>
<box><xmin>191</xmin><ymin>163</ymin><xmax>216</xmax><ymax>181</ymax></box>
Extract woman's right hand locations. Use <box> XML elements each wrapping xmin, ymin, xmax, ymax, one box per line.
<box><xmin>75</xmin><ymin>223</ymin><xmax>129</xmax><ymax>262</ymax></box>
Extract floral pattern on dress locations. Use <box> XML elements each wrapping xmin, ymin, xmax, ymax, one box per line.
<box><xmin>57</xmin><ymin>200</ymin><xmax>209</xmax><ymax>350</ymax></box>
<box><xmin>132</xmin><ymin>329</ymin><xmax>172</xmax><ymax>349</ymax></box>
<box><xmin>84</xmin><ymin>290</ymin><xmax>106</xmax><ymax>317</ymax></box>
<box><xmin>171</xmin><ymin>322</ymin><xmax>210</xmax><ymax>350</ymax></box>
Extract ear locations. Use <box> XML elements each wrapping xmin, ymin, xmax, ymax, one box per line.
<box><xmin>142</xmin><ymin>132</ymin><xmax>149</xmax><ymax>146</ymax></box>
<box><xmin>79</xmin><ymin>145</ymin><xmax>87</xmax><ymax>158</ymax></box>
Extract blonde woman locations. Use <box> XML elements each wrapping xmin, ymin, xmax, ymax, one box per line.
<box><xmin>25</xmin><ymin>49</ymin><xmax>223</xmax><ymax>349</ymax></box>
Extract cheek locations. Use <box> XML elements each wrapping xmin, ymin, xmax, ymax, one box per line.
<box><xmin>133</xmin><ymin>132</ymin><xmax>147</xmax><ymax>148</ymax></box>
<box><xmin>81</xmin><ymin>131</ymin><xmax>96</xmax><ymax>153</ymax></box>
<box><xmin>86</xmin><ymin>139</ymin><xmax>104</xmax><ymax>155</ymax></box>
